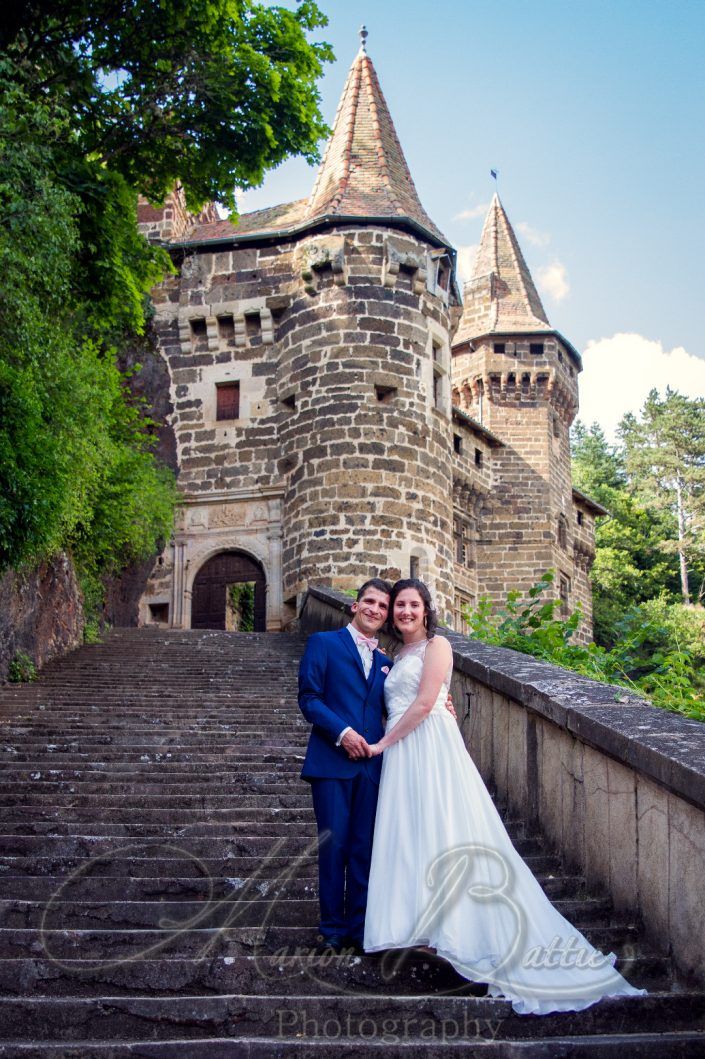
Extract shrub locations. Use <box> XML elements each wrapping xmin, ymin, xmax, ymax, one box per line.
<box><xmin>7</xmin><ymin>650</ymin><xmax>37</xmax><ymax>683</ymax></box>
<box><xmin>462</xmin><ymin>572</ymin><xmax>704</xmax><ymax>722</ymax></box>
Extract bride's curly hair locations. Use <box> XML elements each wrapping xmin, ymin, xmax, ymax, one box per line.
<box><xmin>389</xmin><ymin>578</ymin><xmax>438</xmax><ymax>640</ymax></box>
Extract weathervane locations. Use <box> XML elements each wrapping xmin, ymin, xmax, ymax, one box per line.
<box><xmin>359</xmin><ymin>25</ymin><xmax>368</xmax><ymax>53</ymax></box>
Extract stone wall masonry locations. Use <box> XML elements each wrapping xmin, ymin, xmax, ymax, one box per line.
<box><xmin>451</xmin><ymin>335</ymin><xmax>591</xmax><ymax>634</ymax></box>
<box><xmin>300</xmin><ymin>584</ymin><xmax>705</xmax><ymax>986</ymax></box>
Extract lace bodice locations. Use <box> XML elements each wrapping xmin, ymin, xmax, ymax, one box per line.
<box><xmin>383</xmin><ymin>639</ymin><xmax>453</xmax><ymax>723</ymax></box>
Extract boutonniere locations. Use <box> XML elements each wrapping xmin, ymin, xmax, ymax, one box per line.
<box><xmin>381</xmin><ymin>665</ymin><xmax>390</xmax><ymax>674</ymax></box>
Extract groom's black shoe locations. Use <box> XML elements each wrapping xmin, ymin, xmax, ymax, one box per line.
<box><xmin>343</xmin><ymin>936</ymin><xmax>365</xmax><ymax>956</ymax></box>
<box><xmin>317</xmin><ymin>935</ymin><xmax>346</xmax><ymax>955</ymax></box>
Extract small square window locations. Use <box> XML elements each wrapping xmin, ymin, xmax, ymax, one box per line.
<box><xmin>190</xmin><ymin>318</ymin><xmax>208</xmax><ymax>351</ymax></box>
<box><xmin>216</xmin><ymin>381</ymin><xmax>240</xmax><ymax>421</ymax></box>
<box><xmin>453</xmin><ymin>434</ymin><xmax>463</xmax><ymax>455</ymax></box>
<box><xmin>245</xmin><ymin>312</ymin><xmax>261</xmax><ymax>339</ymax></box>
<box><xmin>375</xmin><ymin>383</ymin><xmax>397</xmax><ymax>403</ymax></box>
<box><xmin>530</xmin><ymin>343</ymin><xmax>544</xmax><ymax>356</ymax></box>
<box><xmin>493</xmin><ymin>342</ymin><xmax>506</xmax><ymax>354</ymax></box>
<box><xmin>474</xmin><ymin>447</ymin><xmax>483</xmax><ymax>468</ymax></box>
<box><xmin>148</xmin><ymin>602</ymin><xmax>169</xmax><ymax>624</ymax></box>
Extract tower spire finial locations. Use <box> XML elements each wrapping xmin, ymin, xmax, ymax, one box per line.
<box><xmin>359</xmin><ymin>24</ymin><xmax>368</xmax><ymax>53</ymax></box>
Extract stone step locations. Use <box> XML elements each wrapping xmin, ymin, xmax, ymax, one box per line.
<box><xmin>0</xmin><ymin>993</ymin><xmax>702</xmax><ymax>1043</ymax></box>
<box><xmin>0</xmin><ymin>762</ymin><xmax>305</xmax><ymax>777</ymax></box>
<box><xmin>0</xmin><ymin>870</ymin><xmax>582</xmax><ymax>902</ymax></box>
<box><xmin>0</xmin><ymin>774</ymin><xmax>306</xmax><ymax>791</ymax></box>
<box><xmin>0</xmin><ymin>850</ymin><xmax>561</xmax><ymax>879</ymax></box>
<box><xmin>0</xmin><ymin>803</ymin><xmax>316</xmax><ymax>822</ymax></box>
<box><xmin>0</xmin><ymin>722</ymin><xmax>300</xmax><ymax>733</ymax></box>
<box><xmin>0</xmin><ymin>625</ymin><xmax>695</xmax><ymax>1055</ymax></box>
<box><xmin>0</xmin><ymin>748</ymin><xmax>308</xmax><ymax>763</ymax></box>
<box><xmin>0</xmin><ymin>792</ymin><xmax>312</xmax><ymax>809</ymax></box>
<box><xmin>3</xmin><ymin>1033</ymin><xmax>705</xmax><ymax>1058</ymax></box>
<box><xmin>0</xmin><ymin>777</ymin><xmax>305</xmax><ymax>793</ymax></box>
<box><xmin>0</xmin><ymin>950</ymin><xmax>674</xmax><ymax>999</ymax></box>
<box><xmin>0</xmin><ymin>834</ymin><xmax>323</xmax><ymax>857</ymax></box>
<box><xmin>0</xmin><ymin>924</ymin><xmax>646</xmax><ymax>961</ymax></box>
<box><xmin>0</xmin><ymin>895</ymin><xmax>617</xmax><ymax>931</ymax></box>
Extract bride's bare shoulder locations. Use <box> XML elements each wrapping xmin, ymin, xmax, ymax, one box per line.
<box><xmin>426</xmin><ymin>635</ymin><xmax>452</xmax><ymax>659</ymax></box>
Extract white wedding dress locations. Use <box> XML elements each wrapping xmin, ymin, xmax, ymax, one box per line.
<box><xmin>363</xmin><ymin>640</ymin><xmax>646</xmax><ymax>1015</ymax></box>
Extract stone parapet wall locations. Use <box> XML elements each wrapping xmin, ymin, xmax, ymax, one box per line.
<box><xmin>300</xmin><ymin>584</ymin><xmax>705</xmax><ymax>985</ymax></box>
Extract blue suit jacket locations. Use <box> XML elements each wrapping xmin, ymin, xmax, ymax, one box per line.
<box><xmin>298</xmin><ymin>628</ymin><xmax>391</xmax><ymax>783</ymax></box>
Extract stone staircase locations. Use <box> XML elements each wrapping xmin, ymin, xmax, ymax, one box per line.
<box><xmin>0</xmin><ymin>627</ymin><xmax>703</xmax><ymax>1057</ymax></box>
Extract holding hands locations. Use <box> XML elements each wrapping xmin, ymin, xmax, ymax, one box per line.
<box><xmin>340</xmin><ymin>729</ymin><xmax>371</xmax><ymax>760</ymax></box>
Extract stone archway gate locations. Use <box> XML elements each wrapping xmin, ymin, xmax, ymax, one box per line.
<box><xmin>191</xmin><ymin>551</ymin><xmax>266</xmax><ymax>630</ymax></box>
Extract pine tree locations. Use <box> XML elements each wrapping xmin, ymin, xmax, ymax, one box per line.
<box><xmin>619</xmin><ymin>390</ymin><xmax>705</xmax><ymax>604</ymax></box>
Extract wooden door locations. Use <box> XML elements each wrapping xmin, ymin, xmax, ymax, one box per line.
<box><xmin>191</xmin><ymin>552</ymin><xmax>266</xmax><ymax>630</ymax></box>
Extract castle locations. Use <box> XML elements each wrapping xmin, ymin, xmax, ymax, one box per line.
<box><xmin>137</xmin><ymin>34</ymin><xmax>604</xmax><ymax>639</ymax></box>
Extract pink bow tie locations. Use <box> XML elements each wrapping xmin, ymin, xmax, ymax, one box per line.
<box><xmin>356</xmin><ymin>634</ymin><xmax>378</xmax><ymax>652</ymax></box>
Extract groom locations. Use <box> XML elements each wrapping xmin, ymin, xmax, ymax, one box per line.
<box><xmin>298</xmin><ymin>578</ymin><xmax>392</xmax><ymax>954</ymax></box>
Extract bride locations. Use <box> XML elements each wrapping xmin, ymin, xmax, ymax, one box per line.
<box><xmin>363</xmin><ymin>578</ymin><xmax>645</xmax><ymax>1016</ymax></box>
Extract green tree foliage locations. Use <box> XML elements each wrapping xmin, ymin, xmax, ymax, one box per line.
<box><xmin>2</xmin><ymin>0</ymin><xmax>333</xmax><ymax>210</ymax></box>
<box><xmin>0</xmin><ymin>3</ymin><xmax>331</xmax><ymax>620</ymax></box>
<box><xmin>571</xmin><ymin>422</ymin><xmax>676</xmax><ymax>644</ymax></box>
<box><xmin>0</xmin><ymin>71</ymin><xmax>175</xmax><ymax>578</ymax></box>
<box><xmin>619</xmin><ymin>389</ymin><xmax>705</xmax><ymax>604</ymax></box>
<box><xmin>463</xmin><ymin>572</ymin><xmax>704</xmax><ymax>721</ymax></box>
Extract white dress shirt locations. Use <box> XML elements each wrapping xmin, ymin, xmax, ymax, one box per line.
<box><xmin>335</xmin><ymin>623</ymin><xmax>376</xmax><ymax>747</ymax></box>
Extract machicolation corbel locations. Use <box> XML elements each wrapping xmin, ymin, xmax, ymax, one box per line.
<box><xmin>299</xmin><ymin>237</ymin><xmax>347</xmax><ymax>295</ymax></box>
<box><xmin>382</xmin><ymin>238</ymin><xmax>427</xmax><ymax>292</ymax></box>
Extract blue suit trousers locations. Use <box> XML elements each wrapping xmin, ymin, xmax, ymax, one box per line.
<box><xmin>311</xmin><ymin>772</ymin><xmax>380</xmax><ymax>942</ymax></box>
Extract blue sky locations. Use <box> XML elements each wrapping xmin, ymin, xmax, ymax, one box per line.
<box><xmin>239</xmin><ymin>0</ymin><xmax>705</xmax><ymax>434</ymax></box>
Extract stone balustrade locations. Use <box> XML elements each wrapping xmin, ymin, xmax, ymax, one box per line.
<box><xmin>299</xmin><ymin>584</ymin><xmax>705</xmax><ymax>985</ymax></box>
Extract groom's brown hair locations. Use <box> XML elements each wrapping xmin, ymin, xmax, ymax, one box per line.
<box><xmin>356</xmin><ymin>578</ymin><xmax>392</xmax><ymax>601</ymax></box>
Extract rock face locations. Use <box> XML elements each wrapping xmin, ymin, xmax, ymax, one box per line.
<box><xmin>0</xmin><ymin>554</ymin><xmax>83</xmax><ymax>681</ymax></box>
<box><xmin>102</xmin><ymin>324</ymin><xmax>180</xmax><ymax>629</ymax></box>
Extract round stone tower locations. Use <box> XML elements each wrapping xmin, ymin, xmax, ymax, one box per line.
<box><xmin>276</xmin><ymin>33</ymin><xmax>459</xmax><ymax>617</ymax></box>
<box><xmin>450</xmin><ymin>194</ymin><xmax>593</xmax><ymax>630</ymax></box>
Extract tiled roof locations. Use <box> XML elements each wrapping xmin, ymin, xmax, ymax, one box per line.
<box><xmin>178</xmin><ymin>199</ymin><xmax>309</xmax><ymax>244</ymax></box>
<box><xmin>454</xmin><ymin>194</ymin><xmax>551</xmax><ymax>345</ymax></box>
<box><xmin>304</xmin><ymin>44</ymin><xmax>447</xmax><ymax>242</ymax></box>
<box><xmin>178</xmin><ymin>43</ymin><xmax>447</xmax><ymax>247</ymax></box>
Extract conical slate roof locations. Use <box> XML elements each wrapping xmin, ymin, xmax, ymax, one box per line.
<box><xmin>454</xmin><ymin>194</ymin><xmax>551</xmax><ymax>346</ymax></box>
<box><xmin>304</xmin><ymin>35</ymin><xmax>447</xmax><ymax>243</ymax></box>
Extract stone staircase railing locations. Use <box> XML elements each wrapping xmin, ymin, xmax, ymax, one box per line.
<box><xmin>301</xmin><ymin>585</ymin><xmax>705</xmax><ymax>986</ymax></box>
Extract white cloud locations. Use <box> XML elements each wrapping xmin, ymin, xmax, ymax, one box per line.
<box><xmin>536</xmin><ymin>261</ymin><xmax>570</xmax><ymax>302</ymax></box>
<box><xmin>456</xmin><ymin>244</ymin><xmax>479</xmax><ymax>284</ymax></box>
<box><xmin>516</xmin><ymin>221</ymin><xmax>551</xmax><ymax>248</ymax></box>
<box><xmin>454</xmin><ymin>203</ymin><xmax>489</xmax><ymax>222</ymax></box>
<box><xmin>578</xmin><ymin>333</ymin><xmax>705</xmax><ymax>440</ymax></box>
